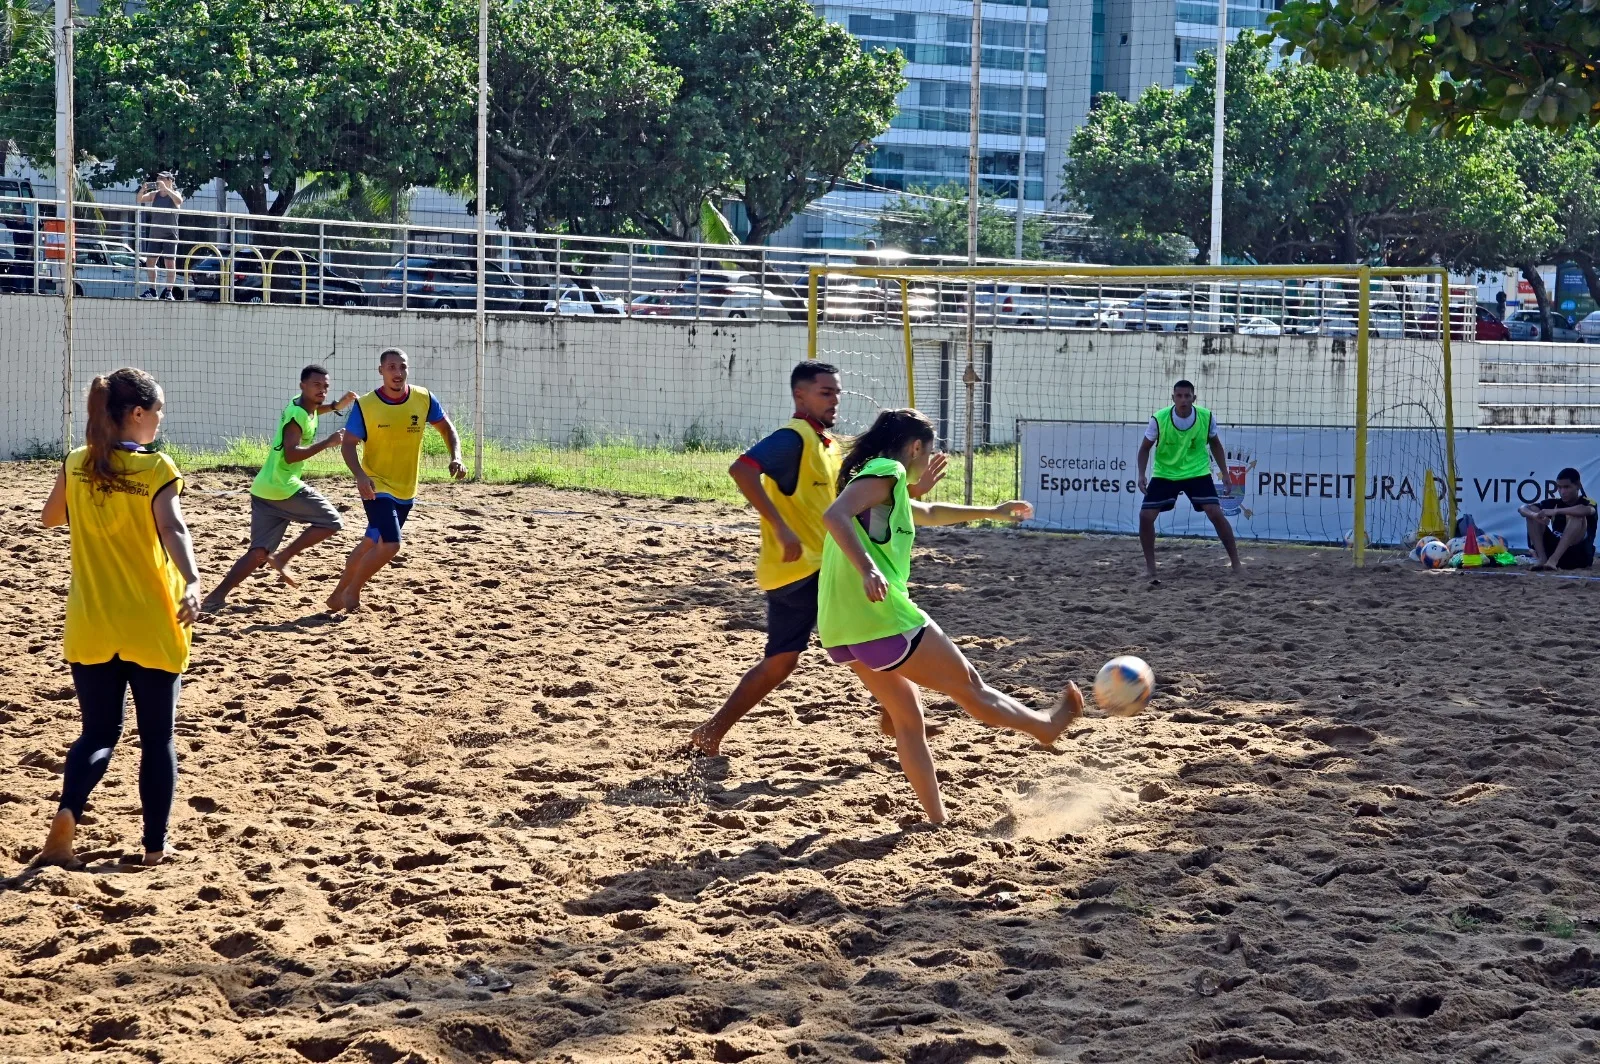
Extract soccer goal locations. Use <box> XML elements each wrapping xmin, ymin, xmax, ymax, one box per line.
<box><xmin>807</xmin><ymin>264</ymin><xmax>1463</xmax><ymax>564</ymax></box>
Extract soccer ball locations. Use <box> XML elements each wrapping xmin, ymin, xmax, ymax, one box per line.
<box><xmin>1478</xmin><ymin>532</ymin><xmax>1507</xmax><ymax>554</ymax></box>
<box><xmin>1446</xmin><ymin>536</ymin><xmax>1466</xmax><ymax>555</ymax></box>
<box><xmin>1408</xmin><ymin>536</ymin><xmax>1441</xmax><ymax>563</ymax></box>
<box><xmin>1093</xmin><ymin>656</ymin><xmax>1154</xmax><ymax>717</ymax></box>
<box><xmin>1419</xmin><ymin>540</ymin><xmax>1451</xmax><ymax>568</ymax></box>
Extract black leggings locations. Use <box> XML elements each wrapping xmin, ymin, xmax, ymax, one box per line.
<box><xmin>60</xmin><ymin>657</ymin><xmax>181</xmax><ymax>853</ymax></box>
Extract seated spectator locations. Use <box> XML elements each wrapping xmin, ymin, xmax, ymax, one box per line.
<box><xmin>1519</xmin><ymin>467</ymin><xmax>1596</xmax><ymax>571</ymax></box>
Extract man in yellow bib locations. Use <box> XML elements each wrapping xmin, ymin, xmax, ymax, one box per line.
<box><xmin>326</xmin><ymin>348</ymin><xmax>464</xmax><ymax>612</ymax></box>
<box><xmin>1135</xmin><ymin>379</ymin><xmax>1241</xmax><ymax>582</ymax></box>
<box><xmin>689</xmin><ymin>361</ymin><xmax>944</xmax><ymax>755</ymax></box>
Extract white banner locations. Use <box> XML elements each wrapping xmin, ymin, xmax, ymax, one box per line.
<box><xmin>1020</xmin><ymin>421</ymin><xmax>1600</xmax><ymax>546</ymax></box>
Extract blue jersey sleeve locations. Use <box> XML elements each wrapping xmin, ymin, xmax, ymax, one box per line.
<box><xmin>427</xmin><ymin>395</ymin><xmax>445</xmax><ymax>424</ymax></box>
<box><xmin>742</xmin><ymin>428</ymin><xmax>803</xmax><ymax>496</ymax></box>
<box><xmin>345</xmin><ymin>400</ymin><xmax>367</xmax><ymax>440</ymax></box>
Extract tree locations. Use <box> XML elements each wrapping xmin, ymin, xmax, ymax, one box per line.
<box><xmin>873</xmin><ymin>183</ymin><xmax>1048</xmax><ymax>259</ymax></box>
<box><xmin>704</xmin><ymin>0</ymin><xmax>902</xmax><ymax>246</ymax></box>
<box><xmin>0</xmin><ymin>0</ymin><xmax>474</xmax><ymax>214</ymax></box>
<box><xmin>1063</xmin><ymin>34</ymin><xmax>1550</xmax><ymax>267</ymax></box>
<box><xmin>485</xmin><ymin>0</ymin><xmax>678</xmax><ymax>233</ymax></box>
<box><xmin>1273</xmin><ymin>0</ymin><xmax>1600</xmax><ymax>134</ymax></box>
<box><xmin>0</xmin><ymin>0</ymin><xmax>49</xmax><ymax>175</ymax></box>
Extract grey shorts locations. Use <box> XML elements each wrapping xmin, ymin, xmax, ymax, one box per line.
<box><xmin>250</xmin><ymin>488</ymin><xmax>342</xmax><ymax>552</ymax></box>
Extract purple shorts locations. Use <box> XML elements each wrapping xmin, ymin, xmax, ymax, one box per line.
<box><xmin>827</xmin><ymin>626</ymin><xmax>927</xmax><ymax>672</ymax></box>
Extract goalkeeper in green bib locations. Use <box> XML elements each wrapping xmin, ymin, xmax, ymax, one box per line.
<box><xmin>818</xmin><ymin>409</ymin><xmax>1083</xmax><ymax>825</ymax></box>
<box><xmin>1135</xmin><ymin>379</ymin><xmax>1241</xmax><ymax>582</ymax></box>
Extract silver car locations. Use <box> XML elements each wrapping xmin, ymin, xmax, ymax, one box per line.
<box><xmin>41</xmin><ymin>238</ymin><xmax>142</xmax><ymax>298</ymax></box>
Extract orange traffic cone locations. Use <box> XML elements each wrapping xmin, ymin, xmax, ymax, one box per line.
<box><xmin>1462</xmin><ymin>523</ymin><xmax>1484</xmax><ymax>568</ymax></box>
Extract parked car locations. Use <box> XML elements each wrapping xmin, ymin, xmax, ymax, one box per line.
<box><xmin>1117</xmin><ymin>291</ymin><xmax>1212</xmax><ymax>332</ymax></box>
<box><xmin>541</xmin><ymin>284</ymin><xmax>627</xmax><ymax>315</ymax></box>
<box><xmin>1476</xmin><ymin>304</ymin><xmax>1511</xmax><ymax>341</ymax></box>
<box><xmin>1238</xmin><ymin>315</ymin><xmax>1283</xmax><ymax>336</ymax></box>
<box><xmin>710</xmin><ymin>285</ymin><xmax>798</xmax><ymax>319</ymax></box>
<box><xmin>377</xmin><ymin>256</ymin><xmax>525</xmax><ymax>310</ymax></box>
<box><xmin>189</xmin><ymin>255</ymin><xmax>366</xmax><ymax>305</ymax></box>
<box><xmin>1576</xmin><ymin>310</ymin><xmax>1600</xmax><ymax>343</ymax></box>
<box><xmin>40</xmin><ymin>238</ymin><xmax>141</xmax><ymax>298</ymax></box>
<box><xmin>0</xmin><ymin>224</ymin><xmax>34</xmax><ymax>294</ymax></box>
<box><xmin>1505</xmin><ymin>308</ymin><xmax>1581</xmax><ymax>343</ymax></box>
<box><xmin>628</xmin><ymin>291</ymin><xmax>683</xmax><ymax>317</ymax></box>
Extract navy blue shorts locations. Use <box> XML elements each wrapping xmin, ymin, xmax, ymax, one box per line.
<box><xmin>764</xmin><ymin>573</ymin><xmax>819</xmax><ymax>658</ymax></box>
<box><xmin>1142</xmin><ymin>475</ymin><xmax>1220</xmax><ymax>513</ymax></box>
<box><xmin>362</xmin><ymin>495</ymin><xmax>413</xmax><ymax>543</ymax></box>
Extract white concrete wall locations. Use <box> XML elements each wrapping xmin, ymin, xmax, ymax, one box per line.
<box><xmin>0</xmin><ymin>295</ymin><xmax>1490</xmax><ymax>460</ymax></box>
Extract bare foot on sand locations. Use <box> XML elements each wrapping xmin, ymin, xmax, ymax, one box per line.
<box><xmin>878</xmin><ymin>708</ymin><xmax>945</xmax><ymax>741</ymax></box>
<box><xmin>325</xmin><ymin>590</ymin><xmax>360</xmax><ymax>613</ymax></box>
<box><xmin>31</xmin><ymin>811</ymin><xmax>81</xmax><ymax>869</ymax></box>
<box><xmin>266</xmin><ymin>554</ymin><xmax>301</xmax><ymax>587</ymax></box>
<box><xmin>1038</xmin><ymin>682</ymin><xmax>1084</xmax><ymax>746</ymax></box>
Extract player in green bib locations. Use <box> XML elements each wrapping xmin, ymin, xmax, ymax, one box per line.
<box><xmin>819</xmin><ymin>408</ymin><xmax>1084</xmax><ymax>825</ymax></box>
<box><xmin>1135</xmin><ymin>379</ymin><xmax>1241</xmax><ymax>583</ymax></box>
<box><xmin>201</xmin><ymin>365</ymin><xmax>357</xmax><ymax>612</ymax></box>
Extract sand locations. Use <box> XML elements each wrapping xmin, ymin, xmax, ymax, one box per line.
<box><xmin>1</xmin><ymin>462</ymin><xmax>1599</xmax><ymax>1064</ymax></box>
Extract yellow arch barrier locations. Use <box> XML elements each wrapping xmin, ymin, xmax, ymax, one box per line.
<box><xmin>231</xmin><ymin>246</ymin><xmax>266</xmax><ymax>303</ymax></box>
<box><xmin>265</xmin><ymin>247</ymin><xmax>308</xmax><ymax>306</ymax></box>
<box><xmin>183</xmin><ymin>243</ymin><xmax>223</xmax><ymax>302</ymax></box>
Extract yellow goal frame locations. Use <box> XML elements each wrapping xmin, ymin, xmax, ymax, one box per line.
<box><xmin>807</xmin><ymin>263</ymin><xmax>1458</xmax><ymax>566</ymax></box>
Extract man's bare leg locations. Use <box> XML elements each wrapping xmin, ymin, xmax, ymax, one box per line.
<box><xmin>328</xmin><ymin>539</ymin><xmax>399</xmax><ymax>611</ymax></box>
<box><xmin>201</xmin><ymin>547</ymin><xmax>269</xmax><ymax>612</ymax></box>
<box><xmin>327</xmin><ymin>537</ymin><xmax>378</xmax><ymax>611</ymax></box>
<box><xmin>1204</xmin><ymin>504</ymin><xmax>1243</xmax><ymax>571</ymax></box>
<box><xmin>1534</xmin><ymin>516</ymin><xmax>1586</xmax><ymax>571</ymax></box>
<box><xmin>1526</xmin><ymin>515</ymin><xmax>1551</xmax><ymax>566</ymax></box>
<box><xmin>268</xmin><ymin>525</ymin><xmax>338</xmax><ymax>587</ymax></box>
<box><xmin>1139</xmin><ymin>509</ymin><xmax>1160</xmax><ymax>581</ymax></box>
<box><xmin>689</xmin><ymin>652</ymin><xmax>800</xmax><ymax>755</ymax></box>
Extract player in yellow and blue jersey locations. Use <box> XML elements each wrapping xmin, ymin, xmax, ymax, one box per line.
<box><xmin>325</xmin><ymin>348</ymin><xmax>465</xmax><ymax>612</ymax></box>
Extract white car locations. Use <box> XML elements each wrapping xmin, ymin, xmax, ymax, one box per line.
<box><xmin>41</xmin><ymin>238</ymin><xmax>142</xmax><ymax>298</ymax></box>
<box><xmin>544</xmin><ymin>285</ymin><xmax>626</xmax><ymax>315</ymax></box>
<box><xmin>1238</xmin><ymin>315</ymin><xmax>1283</xmax><ymax>336</ymax></box>
<box><xmin>711</xmin><ymin>286</ymin><xmax>797</xmax><ymax>319</ymax></box>
<box><xmin>1506</xmin><ymin>308</ymin><xmax>1581</xmax><ymax>342</ymax></box>
<box><xmin>1574</xmin><ymin>310</ymin><xmax>1600</xmax><ymax>343</ymax></box>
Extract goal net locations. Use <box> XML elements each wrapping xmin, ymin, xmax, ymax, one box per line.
<box><xmin>810</xmin><ymin>265</ymin><xmax>1462</xmax><ymax>561</ymax></box>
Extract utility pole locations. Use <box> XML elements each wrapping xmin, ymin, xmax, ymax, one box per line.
<box><xmin>964</xmin><ymin>0</ymin><xmax>982</xmax><ymax>503</ymax></box>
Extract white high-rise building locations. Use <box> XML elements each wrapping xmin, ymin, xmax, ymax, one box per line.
<box><xmin>779</xmin><ymin>0</ymin><xmax>1281</xmax><ymax>249</ymax></box>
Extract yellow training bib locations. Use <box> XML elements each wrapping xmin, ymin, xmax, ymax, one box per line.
<box><xmin>755</xmin><ymin>418</ymin><xmax>843</xmax><ymax>591</ymax></box>
<box><xmin>356</xmin><ymin>386</ymin><xmax>435</xmax><ymax>500</ymax></box>
<box><xmin>62</xmin><ymin>447</ymin><xmax>191</xmax><ymax>674</ymax></box>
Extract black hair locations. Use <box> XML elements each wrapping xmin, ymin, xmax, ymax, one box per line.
<box><xmin>379</xmin><ymin>347</ymin><xmax>407</xmax><ymax>367</ymax></box>
<box><xmin>85</xmin><ymin>368</ymin><xmax>160</xmax><ymax>492</ymax></box>
<box><xmin>301</xmin><ymin>364</ymin><xmax>328</xmax><ymax>381</ymax></box>
<box><xmin>791</xmin><ymin>360</ymin><xmax>839</xmax><ymax>390</ymax></box>
<box><xmin>1558</xmin><ymin>467</ymin><xmax>1583</xmax><ymax>489</ymax></box>
<box><xmin>1173</xmin><ymin>379</ymin><xmax>1196</xmax><ymax>393</ymax></box>
<box><xmin>837</xmin><ymin>408</ymin><xmax>935</xmax><ymax>491</ymax></box>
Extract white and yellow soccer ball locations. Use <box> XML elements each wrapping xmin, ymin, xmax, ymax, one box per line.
<box><xmin>1093</xmin><ymin>656</ymin><xmax>1154</xmax><ymax>717</ymax></box>
<box><xmin>1419</xmin><ymin>540</ymin><xmax>1452</xmax><ymax>568</ymax></box>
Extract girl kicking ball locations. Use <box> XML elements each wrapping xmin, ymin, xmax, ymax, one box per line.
<box><xmin>818</xmin><ymin>408</ymin><xmax>1082</xmax><ymax>825</ymax></box>
<box><xmin>33</xmin><ymin>368</ymin><xmax>201</xmax><ymax>868</ymax></box>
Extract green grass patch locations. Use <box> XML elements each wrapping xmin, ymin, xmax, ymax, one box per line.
<box><xmin>167</xmin><ymin>436</ymin><xmax>1021</xmax><ymax>508</ymax></box>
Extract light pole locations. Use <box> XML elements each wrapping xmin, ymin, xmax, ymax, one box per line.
<box><xmin>1208</xmin><ymin>0</ymin><xmax>1227</xmax><ymax>268</ymax></box>
<box><xmin>964</xmin><ymin>0</ymin><xmax>981</xmax><ymax>503</ymax></box>
<box><xmin>1013</xmin><ymin>0</ymin><xmax>1031</xmax><ymax>260</ymax></box>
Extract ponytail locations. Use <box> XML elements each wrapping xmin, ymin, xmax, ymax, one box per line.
<box><xmin>837</xmin><ymin>408</ymin><xmax>935</xmax><ymax>492</ymax></box>
<box><xmin>84</xmin><ymin>367</ymin><xmax>160</xmax><ymax>492</ymax></box>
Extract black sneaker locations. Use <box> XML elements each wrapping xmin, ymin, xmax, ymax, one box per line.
<box><xmin>161</xmin><ymin>288</ymin><xmax>174</xmax><ymax>300</ymax></box>
<box><xmin>140</xmin><ymin>288</ymin><xmax>158</xmax><ymax>299</ymax></box>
